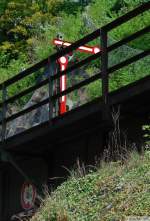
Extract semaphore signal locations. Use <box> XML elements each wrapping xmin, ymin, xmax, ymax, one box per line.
<box><xmin>53</xmin><ymin>38</ymin><xmax>101</xmax><ymax>114</ymax></box>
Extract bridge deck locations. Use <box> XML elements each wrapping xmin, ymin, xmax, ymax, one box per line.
<box><xmin>2</xmin><ymin>74</ymin><xmax>150</xmax><ymax>155</ymax></box>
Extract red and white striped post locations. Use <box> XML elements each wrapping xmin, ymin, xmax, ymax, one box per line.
<box><xmin>57</xmin><ymin>56</ymin><xmax>68</xmax><ymax>114</ymax></box>
<box><xmin>53</xmin><ymin>39</ymin><xmax>101</xmax><ymax>115</ymax></box>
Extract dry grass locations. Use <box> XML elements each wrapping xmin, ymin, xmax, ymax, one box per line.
<box><xmin>30</xmin><ymin>149</ymin><xmax>150</xmax><ymax>221</ymax></box>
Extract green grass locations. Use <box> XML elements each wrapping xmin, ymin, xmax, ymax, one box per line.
<box><xmin>31</xmin><ymin>150</ymin><xmax>150</xmax><ymax>221</ymax></box>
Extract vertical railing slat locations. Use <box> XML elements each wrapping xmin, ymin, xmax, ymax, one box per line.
<box><xmin>101</xmin><ymin>28</ymin><xmax>109</xmax><ymax>120</ymax></box>
<box><xmin>48</xmin><ymin>74</ymin><xmax>54</xmax><ymax>122</ymax></box>
<box><xmin>2</xmin><ymin>84</ymin><xmax>7</xmax><ymax>141</ymax></box>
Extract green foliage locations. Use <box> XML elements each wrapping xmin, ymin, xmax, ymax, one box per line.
<box><xmin>111</xmin><ymin>12</ymin><xmax>150</xmax><ymax>50</ymax></box>
<box><xmin>86</xmin><ymin>54</ymin><xmax>150</xmax><ymax>101</ymax></box>
<box><xmin>142</xmin><ymin>125</ymin><xmax>150</xmax><ymax>143</ymax></box>
<box><xmin>87</xmin><ymin>0</ymin><xmax>150</xmax><ymax>50</ymax></box>
<box><xmin>0</xmin><ymin>54</ymin><xmax>27</xmax><ymax>83</ymax></box>
<box><xmin>0</xmin><ymin>0</ymin><xmax>83</xmax><ymax>62</ymax></box>
<box><xmin>33</xmin><ymin>11</ymin><xmax>85</xmax><ymax>61</ymax></box>
<box><xmin>0</xmin><ymin>54</ymin><xmax>37</xmax><ymax>105</ymax></box>
<box><xmin>49</xmin><ymin>0</ymin><xmax>82</xmax><ymax>16</ymax></box>
<box><xmin>82</xmin><ymin>0</ymin><xmax>150</xmax><ymax>100</ymax></box>
<box><xmin>0</xmin><ymin>0</ymin><xmax>63</xmax><ymax>61</ymax></box>
<box><xmin>0</xmin><ymin>0</ymin><xmax>83</xmax><ymax>105</ymax></box>
<box><xmin>0</xmin><ymin>0</ymin><xmax>9</xmax><ymax>15</ymax></box>
<box><xmin>0</xmin><ymin>0</ymin><xmax>149</xmax><ymax>108</ymax></box>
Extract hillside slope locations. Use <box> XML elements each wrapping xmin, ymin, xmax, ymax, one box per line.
<box><xmin>31</xmin><ymin>150</ymin><xmax>150</xmax><ymax>221</ymax></box>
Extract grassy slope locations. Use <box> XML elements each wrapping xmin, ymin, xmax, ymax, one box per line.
<box><xmin>31</xmin><ymin>151</ymin><xmax>150</xmax><ymax>221</ymax></box>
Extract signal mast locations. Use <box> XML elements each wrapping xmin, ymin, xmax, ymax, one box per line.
<box><xmin>53</xmin><ymin>37</ymin><xmax>100</xmax><ymax>115</ymax></box>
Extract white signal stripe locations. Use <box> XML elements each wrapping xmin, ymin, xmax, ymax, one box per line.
<box><xmin>78</xmin><ymin>46</ymin><xmax>93</xmax><ymax>52</ymax></box>
<box><xmin>54</xmin><ymin>39</ymin><xmax>94</xmax><ymax>53</ymax></box>
<box><xmin>61</xmin><ymin>65</ymin><xmax>65</xmax><ymax>102</ymax></box>
<box><xmin>54</xmin><ymin>40</ymin><xmax>71</xmax><ymax>47</ymax></box>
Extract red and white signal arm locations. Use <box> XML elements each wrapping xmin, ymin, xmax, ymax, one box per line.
<box><xmin>53</xmin><ymin>39</ymin><xmax>101</xmax><ymax>54</ymax></box>
<box><xmin>21</xmin><ymin>182</ymin><xmax>37</xmax><ymax>210</ymax></box>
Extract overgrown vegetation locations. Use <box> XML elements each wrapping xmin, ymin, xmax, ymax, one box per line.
<box><xmin>31</xmin><ymin>149</ymin><xmax>150</xmax><ymax>221</ymax></box>
<box><xmin>30</xmin><ymin>111</ymin><xmax>150</xmax><ymax>221</ymax></box>
<box><xmin>0</xmin><ymin>0</ymin><xmax>149</xmax><ymax>106</ymax></box>
<box><xmin>0</xmin><ymin>2</ymin><xmax>149</xmax><ymax>220</ymax></box>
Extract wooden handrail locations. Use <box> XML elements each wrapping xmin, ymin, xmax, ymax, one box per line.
<box><xmin>0</xmin><ymin>3</ymin><xmax>149</xmax><ymax>139</ymax></box>
<box><xmin>0</xmin><ymin>2</ymin><xmax>149</xmax><ymax>89</ymax></box>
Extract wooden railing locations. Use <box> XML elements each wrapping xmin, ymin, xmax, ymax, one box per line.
<box><xmin>0</xmin><ymin>2</ymin><xmax>149</xmax><ymax>141</ymax></box>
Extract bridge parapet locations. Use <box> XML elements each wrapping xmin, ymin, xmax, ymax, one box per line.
<box><xmin>0</xmin><ymin>2</ymin><xmax>149</xmax><ymax>141</ymax></box>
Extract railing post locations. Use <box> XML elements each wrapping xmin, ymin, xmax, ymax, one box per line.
<box><xmin>1</xmin><ymin>83</ymin><xmax>7</xmax><ymax>141</ymax></box>
<box><xmin>101</xmin><ymin>28</ymin><xmax>109</xmax><ymax>120</ymax></box>
<box><xmin>48</xmin><ymin>74</ymin><xmax>53</xmax><ymax>123</ymax></box>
